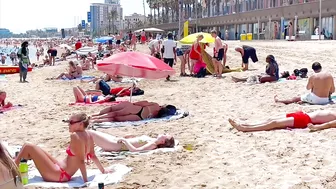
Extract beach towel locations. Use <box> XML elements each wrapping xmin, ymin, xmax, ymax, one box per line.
<box><xmin>93</xmin><ymin>110</ymin><xmax>189</xmax><ymax>129</ymax></box>
<box><xmin>0</xmin><ymin>105</ymin><xmax>22</xmax><ymax>113</ymax></box>
<box><xmin>69</xmin><ymin>101</ymin><xmax>122</xmax><ymax>106</ymax></box>
<box><xmin>107</xmin><ymin>78</ymin><xmax>143</xmax><ymax>83</ymax></box>
<box><xmin>25</xmin><ymin>164</ymin><xmax>131</xmax><ymax>188</ymax></box>
<box><xmin>61</xmin><ymin>75</ymin><xmax>95</xmax><ymax>81</ymax></box>
<box><xmin>0</xmin><ymin>74</ymin><xmax>6</xmax><ymax>82</ymax></box>
<box><xmin>95</xmin><ymin>138</ymin><xmax>182</xmax><ymax>160</ymax></box>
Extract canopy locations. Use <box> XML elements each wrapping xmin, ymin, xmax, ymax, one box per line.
<box><xmin>94</xmin><ymin>36</ymin><xmax>113</xmax><ymax>43</ymax></box>
<box><xmin>179</xmin><ymin>32</ymin><xmax>215</xmax><ymax>44</ymax></box>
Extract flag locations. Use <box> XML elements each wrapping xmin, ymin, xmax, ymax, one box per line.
<box><xmin>184</xmin><ymin>21</ymin><xmax>189</xmax><ymax>37</ymax></box>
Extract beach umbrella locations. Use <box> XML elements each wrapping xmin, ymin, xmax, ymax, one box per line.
<box><xmin>97</xmin><ymin>51</ymin><xmax>175</xmax><ymax>79</ymax></box>
<box><xmin>76</xmin><ymin>47</ymin><xmax>98</xmax><ymax>56</ymax></box>
<box><xmin>94</xmin><ymin>36</ymin><xmax>113</xmax><ymax>43</ymax></box>
<box><xmin>179</xmin><ymin>32</ymin><xmax>215</xmax><ymax>44</ymax></box>
<box><xmin>134</xmin><ymin>28</ymin><xmax>164</xmax><ymax>33</ymax></box>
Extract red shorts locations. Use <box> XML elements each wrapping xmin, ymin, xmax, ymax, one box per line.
<box><xmin>286</xmin><ymin>111</ymin><xmax>312</xmax><ymax>128</ymax></box>
<box><xmin>141</xmin><ymin>36</ymin><xmax>146</xmax><ymax>42</ymax></box>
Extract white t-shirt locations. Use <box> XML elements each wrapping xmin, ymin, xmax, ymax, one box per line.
<box><xmin>148</xmin><ymin>40</ymin><xmax>160</xmax><ymax>49</ymax></box>
<box><xmin>163</xmin><ymin>39</ymin><xmax>176</xmax><ymax>59</ymax></box>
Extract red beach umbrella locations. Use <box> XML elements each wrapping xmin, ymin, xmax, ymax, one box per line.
<box><xmin>97</xmin><ymin>51</ymin><xmax>175</xmax><ymax>79</ymax></box>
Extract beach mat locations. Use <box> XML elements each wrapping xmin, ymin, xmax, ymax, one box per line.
<box><xmin>0</xmin><ymin>105</ymin><xmax>22</xmax><ymax>113</ymax></box>
<box><xmin>61</xmin><ymin>75</ymin><xmax>95</xmax><ymax>81</ymax></box>
<box><xmin>26</xmin><ymin>164</ymin><xmax>131</xmax><ymax>188</ymax></box>
<box><xmin>93</xmin><ymin>110</ymin><xmax>189</xmax><ymax>128</ymax></box>
<box><xmin>95</xmin><ymin>138</ymin><xmax>182</xmax><ymax>160</ymax></box>
<box><xmin>201</xmin><ymin>50</ymin><xmax>242</xmax><ymax>74</ymax></box>
<box><xmin>107</xmin><ymin>78</ymin><xmax>143</xmax><ymax>84</ymax></box>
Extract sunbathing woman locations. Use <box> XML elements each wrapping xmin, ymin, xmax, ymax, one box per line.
<box><xmin>88</xmin><ymin>130</ymin><xmax>175</xmax><ymax>152</ymax></box>
<box><xmin>52</xmin><ymin>61</ymin><xmax>82</xmax><ymax>80</ymax></box>
<box><xmin>14</xmin><ymin>113</ymin><xmax>110</xmax><ymax>183</ymax></box>
<box><xmin>82</xmin><ymin>73</ymin><xmax>123</xmax><ymax>84</ymax></box>
<box><xmin>0</xmin><ymin>141</ymin><xmax>21</xmax><ymax>188</ymax></box>
<box><xmin>73</xmin><ymin>86</ymin><xmax>115</xmax><ymax>103</ymax></box>
<box><xmin>229</xmin><ymin>109</ymin><xmax>336</xmax><ymax>132</ymax></box>
<box><xmin>0</xmin><ymin>91</ymin><xmax>12</xmax><ymax>109</ymax></box>
<box><xmin>91</xmin><ymin>101</ymin><xmax>176</xmax><ymax>123</ymax></box>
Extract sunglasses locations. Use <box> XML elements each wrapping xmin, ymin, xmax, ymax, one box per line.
<box><xmin>62</xmin><ymin>119</ymin><xmax>82</xmax><ymax>125</ymax></box>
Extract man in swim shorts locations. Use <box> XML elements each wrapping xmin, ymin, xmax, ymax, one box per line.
<box><xmin>235</xmin><ymin>45</ymin><xmax>258</xmax><ymax>71</ymax></box>
<box><xmin>275</xmin><ymin>62</ymin><xmax>335</xmax><ymax>105</ymax></box>
<box><xmin>115</xmin><ymin>33</ymin><xmax>121</xmax><ymax>47</ymax></box>
<box><xmin>211</xmin><ymin>30</ymin><xmax>225</xmax><ymax>78</ymax></box>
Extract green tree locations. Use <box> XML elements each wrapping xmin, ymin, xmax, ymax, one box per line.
<box><xmin>108</xmin><ymin>8</ymin><xmax>118</xmax><ymax>34</ymax></box>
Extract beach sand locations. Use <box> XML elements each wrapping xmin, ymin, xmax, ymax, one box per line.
<box><xmin>1</xmin><ymin>41</ymin><xmax>336</xmax><ymax>189</ymax></box>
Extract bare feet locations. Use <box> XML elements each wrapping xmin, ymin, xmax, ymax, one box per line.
<box><xmin>228</xmin><ymin>118</ymin><xmax>244</xmax><ymax>131</ymax></box>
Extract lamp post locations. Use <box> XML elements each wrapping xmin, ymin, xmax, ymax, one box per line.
<box><xmin>318</xmin><ymin>0</ymin><xmax>322</xmax><ymax>40</ymax></box>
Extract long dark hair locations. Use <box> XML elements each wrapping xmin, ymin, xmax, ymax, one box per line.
<box><xmin>21</xmin><ymin>41</ymin><xmax>28</xmax><ymax>56</ymax></box>
<box><xmin>0</xmin><ymin>142</ymin><xmax>20</xmax><ymax>185</ymax></box>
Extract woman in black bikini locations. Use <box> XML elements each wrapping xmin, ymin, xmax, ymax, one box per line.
<box><xmin>91</xmin><ymin>101</ymin><xmax>176</xmax><ymax>123</ymax></box>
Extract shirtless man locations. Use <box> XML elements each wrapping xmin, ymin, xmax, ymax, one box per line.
<box><xmin>115</xmin><ymin>33</ymin><xmax>121</xmax><ymax>47</ymax></box>
<box><xmin>211</xmin><ymin>30</ymin><xmax>225</xmax><ymax>78</ymax></box>
<box><xmin>229</xmin><ymin>109</ymin><xmax>336</xmax><ymax>132</ymax></box>
<box><xmin>235</xmin><ymin>45</ymin><xmax>258</xmax><ymax>71</ymax></box>
<box><xmin>275</xmin><ymin>62</ymin><xmax>335</xmax><ymax>105</ymax></box>
<box><xmin>148</xmin><ymin>39</ymin><xmax>161</xmax><ymax>56</ymax></box>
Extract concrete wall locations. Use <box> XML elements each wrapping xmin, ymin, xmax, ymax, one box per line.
<box><xmin>152</xmin><ymin>0</ymin><xmax>336</xmax><ymax>30</ymax></box>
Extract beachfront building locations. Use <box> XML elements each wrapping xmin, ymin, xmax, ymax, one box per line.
<box><xmin>147</xmin><ymin>0</ymin><xmax>336</xmax><ymax>40</ymax></box>
<box><xmin>90</xmin><ymin>2</ymin><xmax>123</xmax><ymax>36</ymax></box>
<box><xmin>0</xmin><ymin>28</ymin><xmax>12</xmax><ymax>38</ymax></box>
<box><xmin>124</xmin><ymin>13</ymin><xmax>147</xmax><ymax>30</ymax></box>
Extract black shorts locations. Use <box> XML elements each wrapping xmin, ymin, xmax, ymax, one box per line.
<box><xmin>51</xmin><ymin>50</ymin><xmax>57</xmax><ymax>57</ymax></box>
<box><xmin>242</xmin><ymin>48</ymin><xmax>258</xmax><ymax>64</ymax></box>
<box><xmin>163</xmin><ymin>58</ymin><xmax>174</xmax><ymax>67</ymax></box>
<box><xmin>214</xmin><ymin>48</ymin><xmax>224</xmax><ymax>61</ymax></box>
<box><xmin>116</xmin><ymin>40</ymin><xmax>121</xmax><ymax>45</ymax></box>
<box><xmin>99</xmin><ymin>80</ymin><xmax>111</xmax><ymax>96</ymax></box>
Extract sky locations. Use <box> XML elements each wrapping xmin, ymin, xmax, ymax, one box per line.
<box><xmin>0</xmin><ymin>0</ymin><xmax>150</xmax><ymax>33</ymax></box>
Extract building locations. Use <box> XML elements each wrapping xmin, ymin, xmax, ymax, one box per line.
<box><xmin>105</xmin><ymin>0</ymin><xmax>120</xmax><ymax>4</ymax></box>
<box><xmin>0</xmin><ymin>28</ymin><xmax>12</xmax><ymax>38</ymax></box>
<box><xmin>90</xmin><ymin>2</ymin><xmax>123</xmax><ymax>35</ymax></box>
<box><xmin>148</xmin><ymin>0</ymin><xmax>336</xmax><ymax>40</ymax></box>
<box><xmin>124</xmin><ymin>13</ymin><xmax>146</xmax><ymax>29</ymax></box>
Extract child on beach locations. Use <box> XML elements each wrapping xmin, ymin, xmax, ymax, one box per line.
<box><xmin>0</xmin><ymin>91</ymin><xmax>13</xmax><ymax>109</ymax></box>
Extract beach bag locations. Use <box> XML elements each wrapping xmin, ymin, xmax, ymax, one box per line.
<box><xmin>193</xmin><ymin>60</ymin><xmax>206</xmax><ymax>74</ymax></box>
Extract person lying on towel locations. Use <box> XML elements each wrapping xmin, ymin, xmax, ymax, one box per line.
<box><xmin>229</xmin><ymin>109</ymin><xmax>336</xmax><ymax>132</ymax></box>
<box><xmin>88</xmin><ymin>130</ymin><xmax>175</xmax><ymax>152</ymax></box>
<box><xmin>86</xmin><ymin>79</ymin><xmax>144</xmax><ymax>97</ymax></box>
<box><xmin>91</xmin><ymin>101</ymin><xmax>176</xmax><ymax>123</ymax></box>
<box><xmin>73</xmin><ymin>86</ymin><xmax>116</xmax><ymax>104</ymax></box>
<box><xmin>275</xmin><ymin>62</ymin><xmax>334</xmax><ymax>105</ymax></box>
<box><xmin>231</xmin><ymin>55</ymin><xmax>279</xmax><ymax>83</ymax></box>
<box><xmin>15</xmin><ymin>113</ymin><xmax>112</xmax><ymax>183</ymax></box>
<box><xmin>81</xmin><ymin>73</ymin><xmax>123</xmax><ymax>84</ymax></box>
<box><xmin>0</xmin><ymin>90</ymin><xmax>13</xmax><ymax>109</ymax></box>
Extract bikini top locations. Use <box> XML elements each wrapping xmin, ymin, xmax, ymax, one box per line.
<box><xmin>66</xmin><ymin>146</ymin><xmax>93</xmax><ymax>161</ymax></box>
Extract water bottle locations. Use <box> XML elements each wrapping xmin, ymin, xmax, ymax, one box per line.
<box><xmin>98</xmin><ymin>182</ymin><xmax>104</xmax><ymax>189</ymax></box>
<box><xmin>19</xmin><ymin>159</ymin><xmax>28</xmax><ymax>185</ymax></box>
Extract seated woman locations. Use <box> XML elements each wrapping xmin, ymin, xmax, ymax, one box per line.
<box><xmin>82</xmin><ymin>73</ymin><xmax>123</xmax><ymax>84</ymax></box>
<box><xmin>0</xmin><ymin>141</ymin><xmax>22</xmax><ymax>188</ymax></box>
<box><xmin>229</xmin><ymin>109</ymin><xmax>336</xmax><ymax>132</ymax></box>
<box><xmin>88</xmin><ymin>130</ymin><xmax>175</xmax><ymax>152</ymax></box>
<box><xmin>80</xmin><ymin>56</ymin><xmax>90</xmax><ymax>70</ymax></box>
<box><xmin>0</xmin><ymin>91</ymin><xmax>13</xmax><ymax>109</ymax></box>
<box><xmin>91</xmin><ymin>101</ymin><xmax>176</xmax><ymax>123</ymax></box>
<box><xmin>53</xmin><ymin>61</ymin><xmax>82</xmax><ymax>80</ymax></box>
<box><xmin>231</xmin><ymin>55</ymin><xmax>279</xmax><ymax>83</ymax></box>
<box><xmin>14</xmin><ymin>113</ymin><xmax>110</xmax><ymax>183</ymax></box>
<box><xmin>43</xmin><ymin>55</ymin><xmax>50</xmax><ymax>66</ymax></box>
<box><xmin>73</xmin><ymin>86</ymin><xmax>115</xmax><ymax>104</ymax></box>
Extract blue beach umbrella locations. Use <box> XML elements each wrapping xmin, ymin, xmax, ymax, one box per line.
<box><xmin>94</xmin><ymin>36</ymin><xmax>113</xmax><ymax>43</ymax></box>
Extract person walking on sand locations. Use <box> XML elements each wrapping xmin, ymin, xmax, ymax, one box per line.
<box><xmin>211</xmin><ymin>30</ymin><xmax>225</xmax><ymax>78</ymax></box>
<box><xmin>235</xmin><ymin>45</ymin><xmax>258</xmax><ymax>71</ymax></box>
<box><xmin>17</xmin><ymin>41</ymin><xmax>30</xmax><ymax>83</ymax></box>
<box><xmin>275</xmin><ymin>62</ymin><xmax>335</xmax><ymax>105</ymax></box>
<box><xmin>162</xmin><ymin>33</ymin><xmax>176</xmax><ymax>81</ymax></box>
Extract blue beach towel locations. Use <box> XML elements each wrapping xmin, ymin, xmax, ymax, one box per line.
<box><xmin>92</xmin><ymin>110</ymin><xmax>189</xmax><ymax>129</ymax></box>
<box><xmin>0</xmin><ymin>75</ymin><xmax>6</xmax><ymax>82</ymax></box>
<box><xmin>61</xmin><ymin>75</ymin><xmax>95</xmax><ymax>81</ymax></box>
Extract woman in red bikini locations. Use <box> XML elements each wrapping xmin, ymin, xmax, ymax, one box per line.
<box><xmin>14</xmin><ymin>113</ymin><xmax>110</xmax><ymax>183</ymax></box>
<box><xmin>228</xmin><ymin>110</ymin><xmax>336</xmax><ymax>132</ymax></box>
<box><xmin>189</xmin><ymin>34</ymin><xmax>204</xmax><ymax>75</ymax></box>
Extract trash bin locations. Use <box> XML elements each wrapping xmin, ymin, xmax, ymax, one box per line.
<box><xmin>240</xmin><ymin>34</ymin><xmax>246</xmax><ymax>41</ymax></box>
<box><xmin>247</xmin><ymin>33</ymin><xmax>253</xmax><ymax>40</ymax></box>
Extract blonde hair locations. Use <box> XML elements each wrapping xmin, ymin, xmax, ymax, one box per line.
<box><xmin>76</xmin><ymin>113</ymin><xmax>90</xmax><ymax>128</ymax></box>
<box><xmin>0</xmin><ymin>142</ymin><xmax>20</xmax><ymax>185</ymax></box>
<box><xmin>197</xmin><ymin>34</ymin><xmax>204</xmax><ymax>39</ymax></box>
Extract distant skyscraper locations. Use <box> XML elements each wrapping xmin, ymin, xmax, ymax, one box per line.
<box><xmin>90</xmin><ymin>3</ymin><xmax>123</xmax><ymax>34</ymax></box>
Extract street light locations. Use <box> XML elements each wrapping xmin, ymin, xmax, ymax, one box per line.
<box><xmin>319</xmin><ymin>0</ymin><xmax>322</xmax><ymax>40</ymax></box>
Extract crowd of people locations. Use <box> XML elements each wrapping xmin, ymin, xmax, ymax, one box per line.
<box><xmin>0</xmin><ymin>29</ymin><xmax>335</xmax><ymax>188</ymax></box>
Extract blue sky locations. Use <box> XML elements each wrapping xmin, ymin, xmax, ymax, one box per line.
<box><xmin>0</xmin><ymin>0</ymin><xmax>149</xmax><ymax>33</ymax></box>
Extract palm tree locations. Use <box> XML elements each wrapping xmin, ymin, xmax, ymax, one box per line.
<box><xmin>108</xmin><ymin>8</ymin><xmax>118</xmax><ymax>34</ymax></box>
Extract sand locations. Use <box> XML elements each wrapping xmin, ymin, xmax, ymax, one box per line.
<box><xmin>1</xmin><ymin>40</ymin><xmax>336</xmax><ymax>189</ymax></box>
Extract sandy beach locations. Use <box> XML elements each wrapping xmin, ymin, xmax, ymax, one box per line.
<box><xmin>1</xmin><ymin>40</ymin><xmax>336</xmax><ymax>189</ymax></box>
